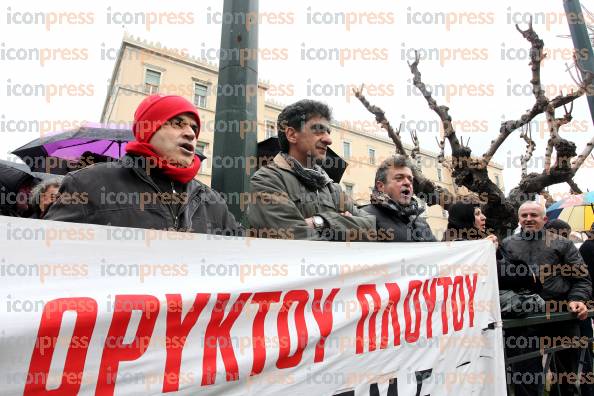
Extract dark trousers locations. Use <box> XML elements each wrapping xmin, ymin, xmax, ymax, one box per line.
<box><xmin>505</xmin><ymin>326</ymin><xmax>544</xmax><ymax>396</ymax></box>
<box><xmin>505</xmin><ymin>321</ymin><xmax>584</xmax><ymax>396</ymax></box>
<box><xmin>579</xmin><ymin>318</ymin><xmax>594</xmax><ymax>396</ymax></box>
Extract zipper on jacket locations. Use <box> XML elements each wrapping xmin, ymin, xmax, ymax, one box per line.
<box><xmin>171</xmin><ymin>181</ymin><xmax>204</xmax><ymax>231</ymax></box>
<box><xmin>127</xmin><ymin>156</ymin><xmax>203</xmax><ymax>231</ymax></box>
<box><xmin>171</xmin><ymin>181</ymin><xmax>178</xmax><ymax>229</ymax></box>
<box><xmin>316</xmin><ymin>190</ymin><xmax>320</xmax><ymax>213</ymax></box>
<box><xmin>129</xmin><ymin>165</ymin><xmax>178</xmax><ymax>230</ymax></box>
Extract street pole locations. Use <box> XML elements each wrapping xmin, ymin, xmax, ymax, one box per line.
<box><xmin>212</xmin><ymin>0</ymin><xmax>259</xmax><ymax>220</ymax></box>
<box><xmin>563</xmin><ymin>0</ymin><xmax>594</xmax><ymax>124</ymax></box>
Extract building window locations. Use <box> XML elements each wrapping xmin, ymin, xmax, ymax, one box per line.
<box><xmin>196</xmin><ymin>141</ymin><xmax>209</xmax><ymax>173</ymax></box>
<box><xmin>368</xmin><ymin>148</ymin><xmax>376</xmax><ymax>165</ymax></box>
<box><xmin>416</xmin><ymin>155</ymin><xmax>423</xmax><ymax>170</ymax></box>
<box><xmin>419</xmin><ymin>200</ymin><xmax>428</xmax><ymax>218</ymax></box>
<box><xmin>194</xmin><ymin>83</ymin><xmax>208</xmax><ymax>108</ymax></box>
<box><xmin>265</xmin><ymin>120</ymin><xmax>277</xmax><ymax>139</ymax></box>
<box><xmin>343</xmin><ymin>183</ymin><xmax>354</xmax><ymax>197</ymax></box>
<box><xmin>343</xmin><ymin>141</ymin><xmax>351</xmax><ymax>160</ymax></box>
<box><xmin>144</xmin><ymin>69</ymin><xmax>161</xmax><ymax>94</ymax></box>
<box><xmin>437</xmin><ymin>166</ymin><xmax>442</xmax><ymax>182</ymax></box>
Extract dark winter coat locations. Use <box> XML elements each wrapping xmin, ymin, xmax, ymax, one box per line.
<box><xmin>362</xmin><ymin>196</ymin><xmax>436</xmax><ymax>242</ymax></box>
<box><xmin>579</xmin><ymin>238</ymin><xmax>594</xmax><ymax>286</ymax></box>
<box><xmin>45</xmin><ymin>155</ymin><xmax>242</xmax><ymax>235</ymax></box>
<box><xmin>247</xmin><ymin>154</ymin><xmax>375</xmax><ymax>241</ymax></box>
<box><xmin>502</xmin><ymin>230</ymin><xmax>591</xmax><ymax>302</ymax></box>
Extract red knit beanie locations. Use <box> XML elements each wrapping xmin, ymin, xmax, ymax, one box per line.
<box><xmin>126</xmin><ymin>95</ymin><xmax>202</xmax><ymax>183</ymax></box>
<box><xmin>132</xmin><ymin>95</ymin><xmax>201</xmax><ymax>142</ymax></box>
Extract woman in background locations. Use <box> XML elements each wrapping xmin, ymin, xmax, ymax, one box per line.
<box><xmin>29</xmin><ymin>178</ymin><xmax>62</xmax><ymax>219</ymax></box>
<box><xmin>442</xmin><ymin>201</ymin><xmax>492</xmax><ymax>243</ymax></box>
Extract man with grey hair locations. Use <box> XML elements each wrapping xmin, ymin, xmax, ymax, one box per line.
<box><xmin>502</xmin><ymin>200</ymin><xmax>591</xmax><ymax>396</ymax></box>
<box><xmin>362</xmin><ymin>154</ymin><xmax>436</xmax><ymax>242</ymax></box>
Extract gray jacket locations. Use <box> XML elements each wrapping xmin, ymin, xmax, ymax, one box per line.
<box><xmin>247</xmin><ymin>154</ymin><xmax>375</xmax><ymax>241</ymax></box>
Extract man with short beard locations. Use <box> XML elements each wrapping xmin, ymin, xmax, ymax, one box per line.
<box><xmin>362</xmin><ymin>155</ymin><xmax>436</xmax><ymax>242</ymax></box>
<box><xmin>247</xmin><ymin>99</ymin><xmax>375</xmax><ymax>241</ymax></box>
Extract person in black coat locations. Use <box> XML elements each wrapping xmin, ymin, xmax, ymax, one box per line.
<box><xmin>444</xmin><ymin>201</ymin><xmax>546</xmax><ymax>396</ymax></box>
<box><xmin>362</xmin><ymin>155</ymin><xmax>436</xmax><ymax>242</ymax></box>
<box><xmin>46</xmin><ymin>95</ymin><xmax>242</xmax><ymax>235</ymax></box>
<box><xmin>579</xmin><ymin>224</ymin><xmax>594</xmax><ymax>291</ymax></box>
<box><xmin>502</xmin><ymin>202</ymin><xmax>592</xmax><ymax>396</ymax></box>
<box><xmin>579</xmin><ymin>224</ymin><xmax>594</xmax><ymax>396</ymax></box>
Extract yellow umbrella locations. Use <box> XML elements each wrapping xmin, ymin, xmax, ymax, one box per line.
<box><xmin>547</xmin><ymin>191</ymin><xmax>594</xmax><ymax>232</ymax></box>
<box><xmin>552</xmin><ymin>206</ymin><xmax>594</xmax><ymax>232</ymax></box>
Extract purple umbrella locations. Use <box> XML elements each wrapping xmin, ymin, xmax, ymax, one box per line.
<box><xmin>11</xmin><ymin>124</ymin><xmax>134</xmax><ymax>173</ymax></box>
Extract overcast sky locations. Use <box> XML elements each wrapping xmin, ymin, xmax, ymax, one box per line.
<box><xmin>0</xmin><ymin>0</ymin><xmax>592</xmax><ymax>197</ymax></box>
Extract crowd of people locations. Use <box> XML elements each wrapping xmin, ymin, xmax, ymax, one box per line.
<box><xmin>1</xmin><ymin>94</ymin><xmax>593</xmax><ymax>394</ymax></box>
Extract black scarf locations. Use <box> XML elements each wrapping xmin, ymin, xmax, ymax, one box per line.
<box><xmin>370</xmin><ymin>190</ymin><xmax>423</xmax><ymax>219</ymax></box>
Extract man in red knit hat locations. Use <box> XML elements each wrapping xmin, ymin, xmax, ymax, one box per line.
<box><xmin>46</xmin><ymin>94</ymin><xmax>242</xmax><ymax>235</ymax></box>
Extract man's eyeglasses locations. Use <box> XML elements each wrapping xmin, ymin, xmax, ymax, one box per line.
<box><xmin>310</xmin><ymin>123</ymin><xmax>331</xmax><ymax>134</ymax></box>
<box><xmin>165</xmin><ymin>117</ymin><xmax>199</xmax><ymax>135</ymax></box>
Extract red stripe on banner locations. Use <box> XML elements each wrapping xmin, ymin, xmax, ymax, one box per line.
<box><xmin>96</xmin><ymin>295</ymin><xmax>160</xmax><ymax>395</ymax></box>
<box><xmin>163</xmin><ymin>293</ymin><xmax>210</xmax><ymax>393</ymax></box>
<box><xmin>24</xmin><ymin>297</ymin><xmax>98</xmax><ymax>395</ymax></box>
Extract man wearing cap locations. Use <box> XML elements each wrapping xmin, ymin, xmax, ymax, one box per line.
<box><xmin>46</xmin><ymin>94</ymin><xmax>242</xmax><ymax>235</ymax></box>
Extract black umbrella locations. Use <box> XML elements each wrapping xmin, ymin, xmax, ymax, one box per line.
<box><xmin>12</xmin><ymin>124</ymin><xmax>134</xmax><ymax>173</ymax></box>
<box><xmin>0</xmin><ymin>159</ymin><xmax>35</xmax><ymax>193</ymax></box>
<box><xmin>0</xmin><ymin>159</ymin><xmax>65</xmax><ymax>217</ymax></box>
<box><xmin>256</xmin><ymin>137</ymin><xmax>348</xmax><ymax>183</ymax></box>
<box><xmin>0</xmin><ymin>159</ymin><xmax>64</xmax><ymax>192</ymax></box>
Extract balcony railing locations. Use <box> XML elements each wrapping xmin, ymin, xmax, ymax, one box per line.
<box><xmin>503</xmin><ymin>311</ymin><xmax>594</xmax><ymax>396</ymax></box>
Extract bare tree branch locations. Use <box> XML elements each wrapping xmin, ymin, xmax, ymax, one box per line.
<box><xmin>572</xmin><ymin>134</ymin><xmax>594</xmax><ymax>171</ymax></box>
<box><xmin>481</xmin><ymin>29</ymin><xmax>594</xmax><ymax>169</ymax></box>
<box><xmin>410</xmin><ymin>129</ymin><xmax>420</xmax><ymax>159</ymax></box>
<box><xmin>482</xmin><ymin>20</ymin><xmax>546</xmax><ymax>168</ymax></box>
<box><xmin>352</xmin><ymin>85</ymin><xmax>407</xmax><ymax>157</ymax></box>
<box><xmin>567</xmin><ymin>179</ymin><xmax>583</xmax><ymax>194</ymax></box>
<box><xmin>356</xmin><ymin>26</ymin><xmax>592</xmax><ymax>238</ymax></box>
<box><xmin>406</xmin><ymin>51</ymin><xmax>505</xmax><ymax>216</ymax></box>
<box><xmin>565</xmin><ymin>61</ymin><xmax>583</xmax><ymax>86</ymax></box>
<box><xmin>435</xmin><ymin>136</ymin><xmax>446</xmax><ymax>164</ymax></box>
<box><xmin>518</xmin><ymin>167</ymin><xmax>581</xmax><ymax>196</ymax></box>
<box><xmin>407</xmin><ymin>51</ymin><xmax>465</xmax><ymax>158</ymax></box>
<box><xmin>520</xmin><ymin>125</ymin><xmax>536</xmax><ymax>177</ymax></box>
<box><xmin>543</xmin><ymin>104</ymin><xmax>560</xmax><ymax>173</ymax></box>
<box><xmin>548</xmin><ymin>103</ymin><xmax>574</xmax><ymax>171</ymax></box>
<box><xmin>516</xmin><ymin>18</ymin><xmax>546</xmax><ymax>102</ymax></box>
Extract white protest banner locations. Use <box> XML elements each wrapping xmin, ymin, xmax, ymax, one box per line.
<box><xmin>0</xmin><ymin>217</ymin><xmax>506</xmax><ymax>395</ymax></box>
